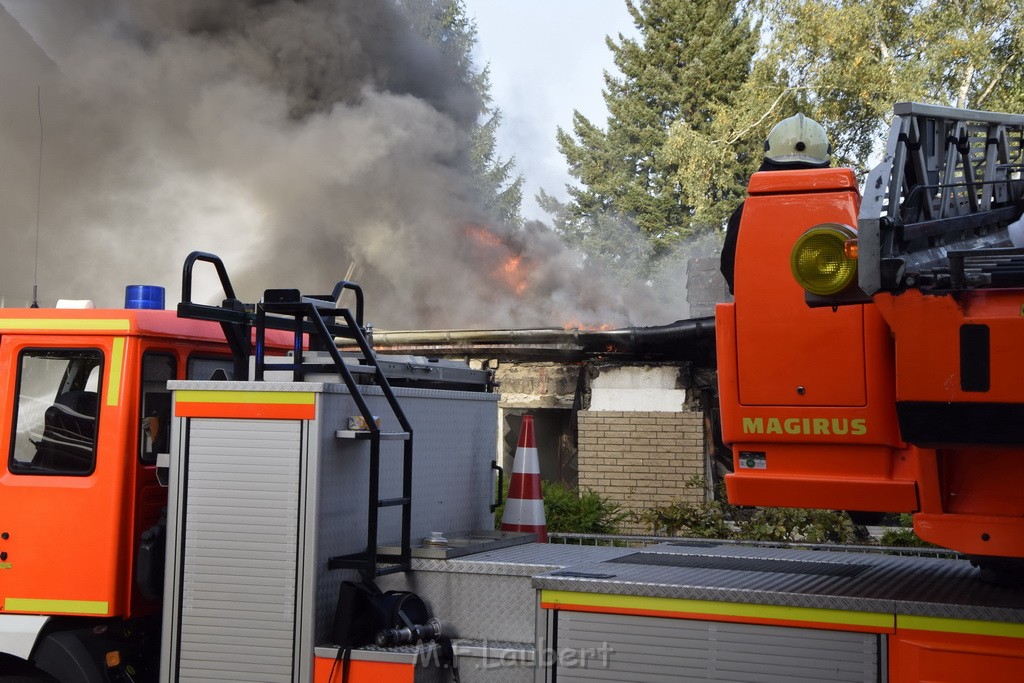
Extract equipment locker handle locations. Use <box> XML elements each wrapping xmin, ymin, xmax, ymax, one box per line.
<box><xmin>491</xmin><ymin>460</ymin><xmax>504</xmax><ymax>513</ymax></box>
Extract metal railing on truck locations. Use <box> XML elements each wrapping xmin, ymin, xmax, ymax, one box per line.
<box><xmin>178</xmin><ymin>251</ymin><xmax>413</xmax><ymax>580</ymax></box>
<box><xmin>859</xmin><ymin>102</ymin><xmax>1024</xmax><ymax>294</ymax></box>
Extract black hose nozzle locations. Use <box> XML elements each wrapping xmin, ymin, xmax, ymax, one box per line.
<box><xmin>374</xmin><ymin>618</ymin><xmax>442</xmax><ymax>647</ymax></box>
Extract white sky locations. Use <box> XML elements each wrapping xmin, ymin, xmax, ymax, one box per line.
<box><xmin>462</xmin><ymin>0</ymin><xmax>638</xmax><ymax>223</ymax></box>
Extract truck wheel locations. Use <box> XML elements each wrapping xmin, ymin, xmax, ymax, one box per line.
<box><xmin>0</xmin><ymin>657</ymin><xmax>57</xmax><ymax>682</ymax></box>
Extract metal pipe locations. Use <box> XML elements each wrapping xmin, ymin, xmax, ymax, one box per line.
<box><xmin>361</xmin><ymin>316</ymin><xmax>716</xmax><ymax>362</ymax></box>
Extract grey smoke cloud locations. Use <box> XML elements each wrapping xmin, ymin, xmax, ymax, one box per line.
<box><xmin>0</xmin><ymin>0</ymin><xmax>688</xmax><ymax>327</ymax></box>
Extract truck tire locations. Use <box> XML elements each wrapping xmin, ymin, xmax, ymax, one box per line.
<box><xmin>0</xmin><ymin>655</ymin><xmax>57</xmax><ymax>682</ymax></box>
<box><xmin>29</xmin><ymin>631</ymin><xmax>105</xmax><ymax>683</ymax></box>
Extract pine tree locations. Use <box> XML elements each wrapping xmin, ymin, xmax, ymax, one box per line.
<box><xmin>548</xmin><ymin>0</ymin><xmax>757</xmax><ymax>278</ymax></box>
<box><xmin>396</xmin><ymin>0</ymin><xmax>523</xmax><ymax>225</ymax></box>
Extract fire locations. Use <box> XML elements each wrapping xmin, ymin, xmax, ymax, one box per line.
<box><xmin>562</xmin><ymin>321</ymin><xmax>616</xmax><ymax>331</ymax></box>
<box><xmin>465</xmin><ymin>224</ymin><xmax>504</xmax><ymax>247</ymax></box>
<box><xmin>502</xmin><ymin>256</ymin><xmax>529</xmax><ymax>295</ymax></box>
<box><xmin>465</xmin><ymin>224</ymin><xmax>536</xmax><ymax>297</ymax></box>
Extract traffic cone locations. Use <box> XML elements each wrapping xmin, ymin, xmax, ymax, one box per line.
<box><xmin>500</xmin><ymin>415</ymin><xmax>548</xmax><ymax>542</ymax></box>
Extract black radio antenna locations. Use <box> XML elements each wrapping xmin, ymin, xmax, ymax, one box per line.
<box><xmin>31</xmin><ymin>85</ymin><xmax>42</xmax><ymax>308</ymax></box>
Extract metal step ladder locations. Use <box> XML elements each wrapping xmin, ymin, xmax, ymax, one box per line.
<box><xmin>254</xmin><ymin>289</ymin><xmax>415</xmax><ymax>580</ymax></box>
<box><xmin>177</xmin><ymin>252</ymin><xmax>414</xmax><ymax>580</ymax></box>
<box><xmin>858</xmin><ymin>102</ymin><xmax>1024</xmax><ymax>294</ymax></box>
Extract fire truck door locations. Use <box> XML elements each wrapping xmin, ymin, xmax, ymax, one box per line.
<box><xmin>1</xmin><ymin>336</ymin><xmax>128</xmax><ymax>619</ymax></box>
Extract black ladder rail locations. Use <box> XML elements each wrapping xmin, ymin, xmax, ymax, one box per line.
<box><xmin>178</xmin><ymin>251</ymin><xmax>254</xmax><ymax>381</ymax></box>
<box><xmin>176</xmin><ymin>254</ymin><xmax>415</xmax><ymax>579</ymax></box>
<box><xmin>254</xmin><ymin>295</ymin><xmax>414</xmax><ymax>581</ymax></box>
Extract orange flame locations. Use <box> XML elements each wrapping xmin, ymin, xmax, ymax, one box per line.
<box><xmin>502</xmin><ymin>256</ymin><xmax>529</xmax><ymax>295</ymax></box>
<box><xmin>465</xmin><ymin>224</ymin><xmax>535</xmax><ymax>297</ymax></box>
<box><xmin>563</xmin><ymin>320</ymin><xmax>616</xmax><ymax>331</ymax></box>
<box><xmin>466</xmin><ymin>224</ymin><xmax>504</xmax><ymax>247</ymax></box>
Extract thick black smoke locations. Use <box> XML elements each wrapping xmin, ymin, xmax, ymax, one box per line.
<box><xmin>0</xmin><ymin>1</ymin><xmax>688</xmax><ymax>326</ymax></box>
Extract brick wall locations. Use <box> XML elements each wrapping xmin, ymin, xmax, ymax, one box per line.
<box><xmin>577</xmin><ymin>409</ymin><xmax>706</xmax><ymax>533</ymax></box>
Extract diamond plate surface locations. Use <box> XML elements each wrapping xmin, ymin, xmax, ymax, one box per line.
<box><xmin>407</xmin><ymin>543</ymin><xmax>634</xmax><ymax>576</ymax></box>
<box><xmin>377</xmin><ymin>570</ymin><xmax>537</xmax><ymax>642</ymax></box>
<box><xmin>531</xmin><ymin>543</ymin><xmax>1024</xmax><ymax>623</ymax></box>
<box><xmin>374</xmin><ymin>545</ymin><xmax>635</xmax><ymax>644</ymax></box>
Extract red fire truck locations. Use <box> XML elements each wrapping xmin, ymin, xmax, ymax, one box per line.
<box><xmin>719</xmin><ymin>102</ymin><xmax>1024</xmax><ymax>581</ymax></box>
<box><xmin>3</xmin><ymin>105</ymin><xmax>1024</xmax><ymax>683</ymax></box>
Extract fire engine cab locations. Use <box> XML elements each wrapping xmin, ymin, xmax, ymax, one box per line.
<box><xmin>0</xmin><ymin>287</ymin><xmax>238</xmax><ymax>677</ymax></box>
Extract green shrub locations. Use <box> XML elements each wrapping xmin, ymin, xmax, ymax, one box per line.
<box><xmin>735</xmin><ymin>507</ymin><xmax>859</xmax><ymax>543</ymax></box>
<box><xmin>637</xmin><ymin>476</ymin><xmax>863</xmax><ymax>544</ymax></box>
<box><xmin>636</xmin><ymin>497</ymin><xmax>733</xmax><ymax>538</ymax></box>
<box><xmin>880</xmin><ymin>513</ymin><xmax>935</xmax><ymax>547</ymax></box>
<box><xmin>636</xmin><ymin>476</ymin><xmax>733</xmax><ymax>538</ymax></box>
<box><xmin>542</xmin><ymin>481</ymin><xmax>628</xmax><ymax>534</ymax></box>
<box><xmin>494</xmin><ymin>479</ymin><xmax>627</xmax><ymax>534</ymax></box>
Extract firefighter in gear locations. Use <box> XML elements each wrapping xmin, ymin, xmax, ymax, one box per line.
<box><xmin>720</xmin><ymin>113</ymin><xmax>832</xmax><ymax>293</ymax></box>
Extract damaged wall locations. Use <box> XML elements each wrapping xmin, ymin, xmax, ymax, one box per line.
<box><xmin>490</xmin><ymin>359</ymin><xmax>708</xmax><ymax>528</ymax></box>
<box><xmin>492</xmin><ymin>361</ymin><xmax>584</xmax><ymax>486</ymax></box>
<box><xmin>577</xmin><ymin>363</ymin><xmax>705</xmax><ymax>531</ymax></box>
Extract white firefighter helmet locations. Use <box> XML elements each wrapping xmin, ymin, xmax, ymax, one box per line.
<box><xmin>764</xmin><ymin>113</ymin><xmax>831</xmax><ymax>165</ymax></box>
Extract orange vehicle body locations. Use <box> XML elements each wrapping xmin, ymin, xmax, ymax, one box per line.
<box><xmin>717</xmin><ymin>167</ymin><xmax>1024</xmax><ymax>561</ymax></box>
<box><xmin>0</xmin><ymin>308</ymin><xmax>232</xmax><ymax>621</ymax></box>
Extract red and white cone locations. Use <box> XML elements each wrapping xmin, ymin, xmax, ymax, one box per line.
<box><xmin>500</xmin><ymin>415</ymin><xmax>547</xmax><ymax>542</ymax></box>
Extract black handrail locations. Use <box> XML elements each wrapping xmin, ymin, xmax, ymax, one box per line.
<box><xmin>331</xmin><ymin>281</ymin><xmax>365</xmax><ymax>329</ymax></box>
<box><xmin>179</xmin><ymin>251</ymin><xmax>250</xmax><ymax>380</ymax></box>
<box><xmin>181</xmin><ymin>251</ymin><xmax>238</xmax><ymax>304</ymax></box>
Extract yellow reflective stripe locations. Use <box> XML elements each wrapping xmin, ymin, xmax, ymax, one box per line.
<box><xmin>0</xmin><ymin>318</ymin><xmax>131</xmax><ymax>331</ymax></box>
<box><xmin>540</xmin><ymin>590</ymin><xmax>893</xmax><ymax>630</ymax></box>
<box><xmin>898</xmin><ymin>614</ymin><xmax>1024</xmax><ymax>639</ymax></box>
<box><xmin>176</xmin><ymin>390</ymin><xmax>316</xmax><ymax>405</ymax></box>
<box><xmin>106</xmin><ymin>337</ymin><xmax>125</xmax><ymax>407</ymax></box>
<box><xmin>5</xmin><ymin>598</ymin><xmax>109</xmax><ymax>615</ymax></box>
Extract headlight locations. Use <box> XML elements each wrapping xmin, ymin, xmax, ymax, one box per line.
<box><xmin>790</xmin><ymin>223</ymin><xmax>858</xmax><ymax>296</ymax></box>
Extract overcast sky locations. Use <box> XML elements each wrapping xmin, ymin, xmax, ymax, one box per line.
<box><xmin>462</xmin><ymin>0</ymin><xmax>638</xmax><ymax>223</ymax></box>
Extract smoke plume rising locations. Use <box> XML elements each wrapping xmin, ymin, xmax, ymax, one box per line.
<box><xmin>0</xmin><ymin>0</ymin><xmax>690</xmax><ymax>327</ymax></box>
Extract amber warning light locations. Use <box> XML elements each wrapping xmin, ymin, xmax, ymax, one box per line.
<box><xmin>790</xmin><ymin>223</ymin><xmax>859</xmax><ymax>296</ymax></box>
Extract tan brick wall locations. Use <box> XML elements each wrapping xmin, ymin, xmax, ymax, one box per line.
<box><xmin>577</xmin><ymin>409</ymin><xmax>705</xmax><ymax>533</ymax></box>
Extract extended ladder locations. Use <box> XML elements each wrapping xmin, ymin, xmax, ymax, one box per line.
<box><xmin>859</xmin><ymin>102</ymin><xmax>1024</xmax><ymax>294</ymax></box>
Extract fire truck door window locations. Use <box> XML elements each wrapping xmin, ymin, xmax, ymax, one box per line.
<box><xmin>140</xmin><ymin>353</ymin><xmax>175</xmax><ymax>464</ymax></box>
<box><xmin>187</xmin><ymin>355</ymin><xmax>234</xmax><ymax>381</ymax></box>
<box><xmin>10</xmin><ymin>349</ymin><xmax>103</xmax><ymax>475</ymax></box>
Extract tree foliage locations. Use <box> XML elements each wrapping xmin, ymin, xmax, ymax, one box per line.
<box><xmin>549</xmin><ymin>0</ymin><xmax>1024</xmax><ymax>264</ymax></box>
<box><xmin>753</xmin><ymin>0</ymin><xmax>1024</xmax><ymax>167</ymax></box>
<box><xmin>546</xmin><ymin>0</ymin><xmax>757</xmax><ymax>280</ymax></box>
<box><xmin>396</xmin><ymin>0</ymin><xmax>524</xmax><ymax>225</ymax></box>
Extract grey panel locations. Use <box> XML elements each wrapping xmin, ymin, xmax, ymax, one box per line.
<box><xmin>555</xmin><ymin>611</ymin><xmax>878</xmax><ymax>683</ymax></box>
<box><xmin>313</xmin><ymin>386</ymin><xmax>501</xmax><ymax>643</ymax></box>
<box><xmin>176</xmin><ymin>418</ymin><xmax>302</xmax><ymax>683</ymax></box>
